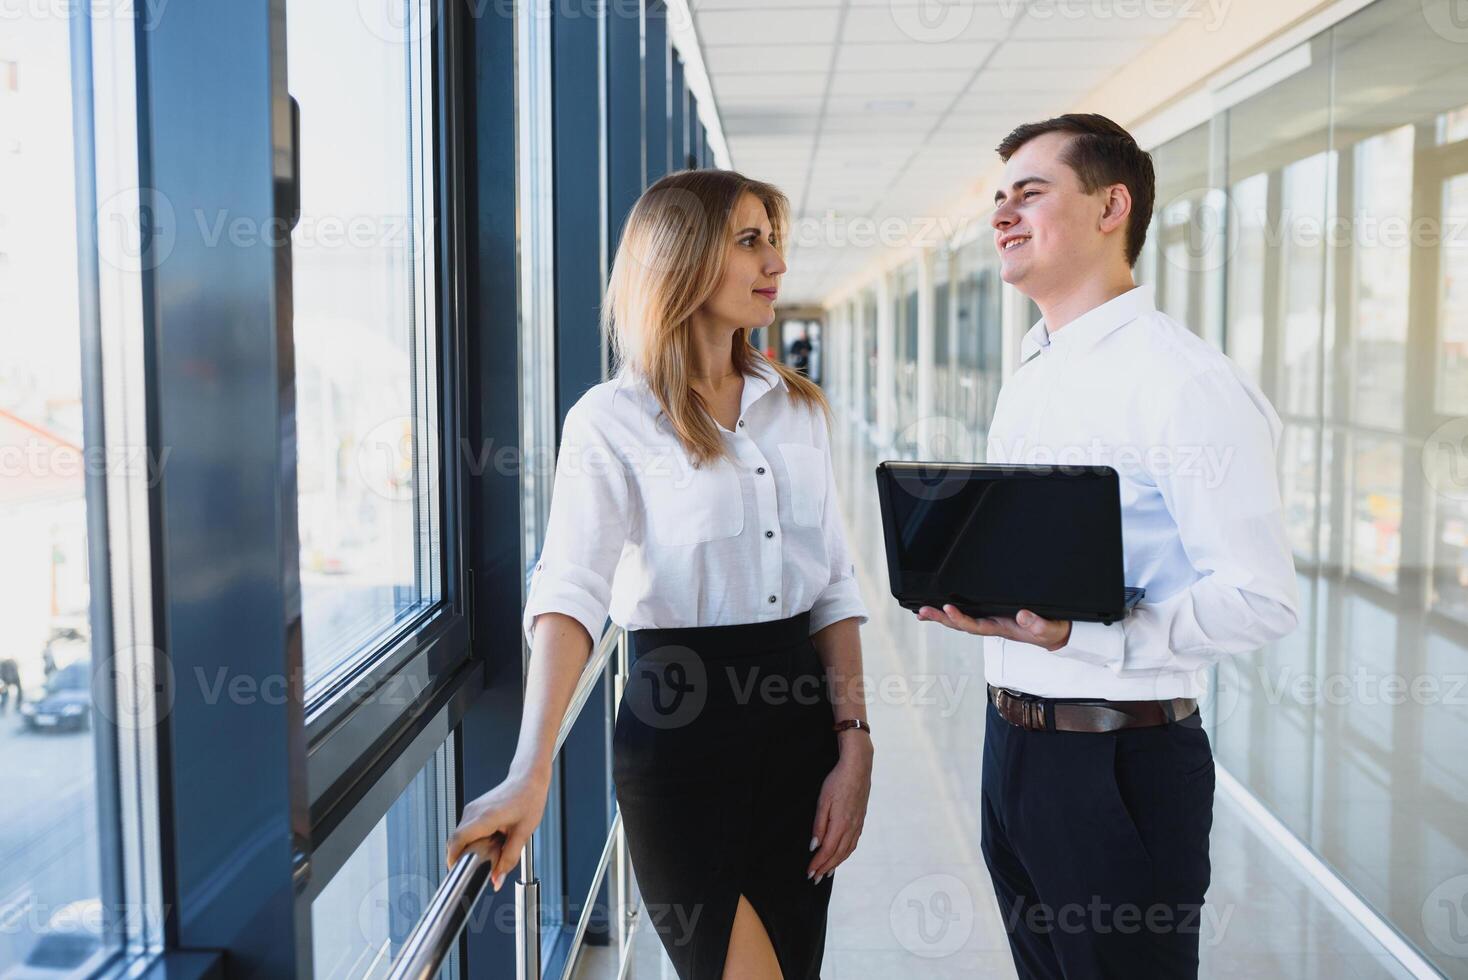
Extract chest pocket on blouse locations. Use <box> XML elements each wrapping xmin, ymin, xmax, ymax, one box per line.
<box><xmin>778</xmin><ymin>443</ymin><xmax>827</xmax><ymax>528</ymax></box>
<box><xmin>641</xmin><ymin>454</ymin><xmax>745</xmax><ymax>546</ymax></box>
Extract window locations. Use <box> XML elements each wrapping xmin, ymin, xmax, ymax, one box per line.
<box><xmin>311</xmin><ymin>736</ymin><xmax>458</xmax><ymax>978</ymax></box>
<box><xmin>953</xmin><ymin>239</ymin><xmax>1002</xmax><ymax>437</ymax></box>
<box><xmin>1182</xmin><ymin>1</ymin><xmax>1468</xmax><ymax>970</ymax></box>
<box><xmin>287</xmin><ymin>0</ymin><xmax>443</xmax><ymax>696</ymax></box>
<box><xmin>0</xmin><ymin>5</ymin><xmax>162</xmax><ymax>974</ymax></box>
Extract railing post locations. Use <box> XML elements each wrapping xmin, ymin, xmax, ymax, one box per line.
<box><xmin>614</xmin><ymin>631</ymin><xmax>636</xmax><ymax>946</ymax></box>
<box><xmin>516</xmin><ymin>844</ymin><xmax>540</xmax><ymax>980</ymax></box>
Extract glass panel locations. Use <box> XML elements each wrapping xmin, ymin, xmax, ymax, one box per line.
<box><xmin>892</xmin><ymin>264</ymin><xmax>919</xmax><ymax>456</ymax></box>
<box><xmin>289</xmin><ymin>0</ymin><xmax>443</xmax><ymax>693</ymax></box>
<box><xmin>1204</xmin><ymin>0</ymin><xmax>1468</xmax><ymax>972</ymax></box>
<box><xmin>1349</xmin><ymin>436</ymin><xmax>1402</xmax><ymax>589</ymax></box>
<box><xmin>1346</xmin><ymin>126</ymin><xmax>1413</xmax><ymax>431</ymax></box>
<box><xmin>0</xmin><ymin>11</ymin><xmax>110</xmax><ymax>962</ymax></box>
<box><xmin>1277</xmin><ymin>152</ymin><xmax>1330</xmax><ymax>420</ymax></box>
<box><xmin>953</xmin><ymin>238</ymin><xmax>1002</xmax><ymax>442</ymax></box>
<box><xmin>1149</xmin><ymin>123</ymin><xmax>1216</xmax><ymax>336</ymax></box>
<box><xmin>1279</xmin><ymin>422</ymin><xmax>1322</xmax><ymax>563</ymax></box>
<box><xmin>1224</xmin><ymin>172</ymin><xmax>1268</xmax><ymax>385</ymax></box>
<box><xmin>518</xmin><ymin>0</ymin><xmax>557</xmax><ymax>596</ymax></box>
<box><xmin>1431</xmin><ymin>493</ymin><xmax>1468</xmax><ymax>622</ymax></box>
<box><xmin>516</xmin><ymin>0</ymin><xmax>564</xmax><ymax>945</ymax></box>
<box><xmin>932</xmin><ymin>254</ymin><xmax>951</xmax><ymax>424</ymax></box>
<box><xmin>0</xmin><ymin>4</ymin><xmax>159</xmax><ymax>972</ymax></box>
<box><xmin>1323</xmin><ymin>10</ymin><xmax>1468</xmax><ymax>970</ymax></box>
<box><xmin>857</xmin><ymin>293</ymin><xmax>869</xmax><ymax>425</ymax></box>
<box><xmin>310</xmin><ymin>735</ymin><xmax>458</xmax><ymax>979</ymax></box>
<box><xmin>1213</xmin><ymin>32</ymin><xmax>1333</xmax><ymax>847</ymax></box>
<box><xmin>1439</xmin><ymin>173</ymin><xmax>1468</xmax><ymax>417</ymax></box>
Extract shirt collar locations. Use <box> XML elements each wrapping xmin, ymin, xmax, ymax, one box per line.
<box><xmin>613</xmin><ymin>357</ymin><xmax>786</xmax><ymax>413</ymax></box>
<box><xmin>1019</xmin><ymin>283</ymin><xmax>1156</xmax><ymax>362</ymax></box>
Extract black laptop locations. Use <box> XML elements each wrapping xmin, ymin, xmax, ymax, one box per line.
<box><xmin>875</xmin><ymin>461</ymin><xmax>1145</xmax><ymax>625</ymax></box>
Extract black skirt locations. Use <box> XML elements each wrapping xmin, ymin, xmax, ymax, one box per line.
<box><xmin>612</xmin><ymin>611</ymin><xmax>839</xmax><ymax>979</ymax></box>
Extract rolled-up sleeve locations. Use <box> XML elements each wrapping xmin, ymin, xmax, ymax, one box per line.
<box><xmin>522</xmin><ymin>403</ymin><xmax>630</xmax><ymax>648</ymax></box>
<box><xmin>1060</xmin><ymin>367</ymin><xmax>1299</xmax><ymax>673</ymax></box>
<box><xmin>807</xmin><ymin>410</ymin><xmax>870</xmax><ymax>634</ymax></box>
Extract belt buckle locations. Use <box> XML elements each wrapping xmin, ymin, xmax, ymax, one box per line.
<box><xmin>997</xmin><ymin>687</ymin><xmax>1045</xmax><ymax>731</ymax></box>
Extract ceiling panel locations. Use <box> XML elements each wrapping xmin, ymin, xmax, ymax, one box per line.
<box><xmin>822</xmin><ymin>111</ymin><xmax>941</xmax><ymax>134</ymax></box>
<box><xmin>695</xmin><ymin>8</ymin><xmax>842</xmax><ymax>45</ymax></box>
<box><xmin>687</xmin><ymin>0</ymin><xmax>1187</xmax><ymax>303</ymax></box>
<box><xmin>1011</xmin><ymin>8</ymin><xmax>1186</xmax><ymax>40</ymax></box>
<box><xmin>826</xmin><ymin>68</ymin><xmax>973</xmax><ymax>96</ymax></box>
<box><xmin>840</xmin><ymin>4</ymin><xmax>1017</xmax><ymax>44</ymax></box>
<box><xmin>713</xmin><ymin>72</ymin><xmax>830</xmax><ymax>98</ymax></box>
<box><xmin>834</xmin><ymin>41</ymin><xmax>995</xmax><ymax>72</ymax></box>
<box><xmin>704</xmin><ymin>43</ymin><xmax>833</xmax><ymax>74</ymax></box>
<box><xmin>985</xmin><ymin>39</ymin><xmax>1136</xmax><ymax>70</ymax></box>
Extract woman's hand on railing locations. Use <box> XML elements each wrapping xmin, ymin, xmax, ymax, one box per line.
<box><xmin>445</xmin><ymin>772</ymin><xmax>550</xmax><ymax>892</ymax></box>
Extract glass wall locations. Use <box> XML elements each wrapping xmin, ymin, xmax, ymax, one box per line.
<box><xmin>892</xmin><ymin>263</ymin><xmax>919</xmax><ymax>454</ymax></box>
<box><xmin>1146</xmin><ymin>2</ymin><xmax>1468</xmax><ymax>969</ymax></box>
<box><xmin>932</xmin><ymin>251</ymin><xmax>954</xmax><ymax>425</ymax></box>
<box><xmin>311</xmin><ymin>737</ymin><xmax>458</xmax><ymax>978</ymax></box>
<box><xmin>952</xmin><ymin>239</ymin><xmax>1003</xmax><ymax>439</ymax></box>
<box><xmin>1139</xmin><ymin>121</ymin><xmax>1224</xmax><ymax>347</ymax></box>
<box><xmin>0</xmin><ymin>5</ymin><xmax>162</xmax><ymax>974</ymax></box>
<box><xmin>288</xmin><ymin>0</ymin><xmax>443</xmax><ymax>697</ymax></box>
<box><xmin>862</xmin><ymin>289</ymin><xmax>879</xmax><ymax>427</ymax></box>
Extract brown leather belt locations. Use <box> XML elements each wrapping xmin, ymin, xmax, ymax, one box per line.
<box><xmin>988</xmin><ymin>684</ymin><xmax>1197</xmax><ymax>733</ymax></box>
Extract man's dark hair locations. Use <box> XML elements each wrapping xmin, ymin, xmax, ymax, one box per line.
<box><xmin>996</xmin><ymin>114</ymin><xmax>1155</xmax><ymax>267</ymax></box>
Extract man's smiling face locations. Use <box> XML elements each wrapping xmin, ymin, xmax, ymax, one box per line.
<box><xmin>991</xmin><ymin>130</ymin><xmax>1119</xmax><ymax>299</ymax></box>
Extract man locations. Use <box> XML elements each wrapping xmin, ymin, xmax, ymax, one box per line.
<box><xmin>788</xmin><ymin>332</ymin><xmax>813</xmax><ymax>377</ymax></box>
<box><xmin>916</xmin><ymin>114</ymin><xmax>1298</xmax><ymax>977</ymax></box>
<box><xmin>0</xmin><ymin>657</ymin><xmax>21</xmax><ymax>713</ymax></box>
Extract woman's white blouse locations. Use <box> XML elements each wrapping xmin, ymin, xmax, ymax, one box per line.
<box><xmin>522</xmin><ymin>363</ymin><xmax>870</xmax><ymax>646</ymax></box>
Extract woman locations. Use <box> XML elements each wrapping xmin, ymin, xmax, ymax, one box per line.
<box><xmin>445</xmin><ymin>170</ymin><xmax>872</xmax><ymax>979</ymax></box>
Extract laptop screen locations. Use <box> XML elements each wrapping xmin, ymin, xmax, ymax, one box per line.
<box><xmin>880</xmin><ymin>463</ymin><xmax>1123</xmax><ymax>612</ymax></box>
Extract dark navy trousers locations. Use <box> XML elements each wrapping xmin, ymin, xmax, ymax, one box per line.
<box><xmin>980</xmin><ymin>700</ymin><xmax>1216</xmax><ymax>979</ymax></box>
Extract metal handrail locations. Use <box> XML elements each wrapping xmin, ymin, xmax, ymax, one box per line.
<box><xmin>386</xmin><ymin>837</ymin><xmax>497</xmax><ymax>980</ymax></box>
<box><xmin>386</xmin><ymin>625</ymin><xmax>625</xmax><ymax>980</ymax></box>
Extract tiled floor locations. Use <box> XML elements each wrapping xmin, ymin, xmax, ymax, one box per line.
<box><xmin>586</xmin><ymin>425</ymin><xmax>1420</xmax><ymax>980</ymax></box>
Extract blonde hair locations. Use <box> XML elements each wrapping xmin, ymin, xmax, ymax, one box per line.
<box><xmin>603</xmin><ymin>169</ymin><xmax>829</xmax><ymax>466</ymax></box>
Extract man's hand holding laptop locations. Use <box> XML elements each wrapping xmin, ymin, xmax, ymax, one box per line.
<box><xmin>914</xmin><ymin>604</ymin><xmax>1071</xmax><ymax>652</ymax></box>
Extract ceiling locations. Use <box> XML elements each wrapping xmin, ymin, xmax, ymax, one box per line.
<box><xmin>688</xmin><ymin>0</ymin><xmax>1188</xmax><ymax>304</ymax></box>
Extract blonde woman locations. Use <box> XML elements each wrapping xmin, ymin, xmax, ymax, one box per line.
<box><xmin>446</xmin><ymin>170</ymin><xmax>872</xmax><ymax>979</ymax></box>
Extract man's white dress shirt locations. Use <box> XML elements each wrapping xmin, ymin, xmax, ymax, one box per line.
<box><xmin>523</xmin><ymin>360</ymin><xmax>869</xmax><ymax>647</ymax></box>
<box><xmin>985</xmin><ymin>284</ymin><xmax>1299</xmax><ymax>700</ymax></box>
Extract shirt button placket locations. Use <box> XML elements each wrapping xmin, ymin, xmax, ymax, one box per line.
<box><xmin>741</xmin><ymin>425</ymin><xmax>781</xmax><ymax>621</ymax></box>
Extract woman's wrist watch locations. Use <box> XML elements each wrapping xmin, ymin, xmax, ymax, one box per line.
<box><xmin>832</xmin><ymin>718</ymin><xmax>872</xmax><ymax>736</ymax></box>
